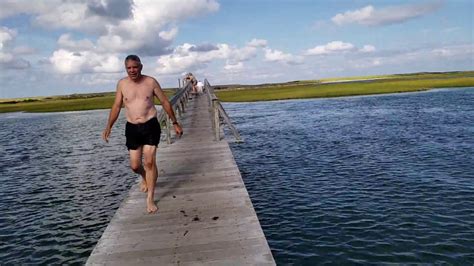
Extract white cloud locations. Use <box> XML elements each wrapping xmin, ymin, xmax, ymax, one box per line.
<box><xmin>159</xmin><ymin>27</ymin><xmax>179</xmax><ymax>41</ymax></box>
<box><xmin>34</xmin><ymin>2</ymin><xmax>95</xmax><ymax>31</ymax></box>
<box><xmin>247</xmin><ymin>38</ymin><xmax>267</xmax><ymax>47</ymax></box>
<box><xmin>50</xmin><ymin>50</ymin><xmax>88</xmax><ymax>74</ymax></box>
<box><xmin>86</xmin><ymin>0</ymin><xmax>133</xmax><ymax>20</ymax></box>
<box><xmin>58</xmin><ymin>34</ymin><xmax>95</xmax><ymax>51</ymax></box>
<box><xmin>81</xmin><ymin>73</ymin><xmax>123</xmax><ymax>86</ymax></box>
<box><xmin>0</xmin><ymin>52</ymin><xmax>14</xmax><ymax>63</ymax></box>
<box><xmin>332</xmin><ymin>2</ymin><xmax>442</xmax><ymax>26</ymax></box>
<box><xmin>26</xmin><ymin>0</ymin><xmax>133</xmax><ymax>33</ymax></box>
<box><xmin>332</xmin><ymin>6</ymin><xmax>374</xmax><ymax>26</ymax></box>
<box><xmin>348</xmin><ymin>44</ymin><xmax>474</xmax><ymax>69</ymax></box>
<box><xmin>155</xmin><ymin>39</ymin><xmax>267</xmax><ymax>75</ymax></box>
<box><xmin>92</xmin><ymin>0</ymin><xmax>219</xmax><ymax>55</ymax></box>
<box><xmin>305</xmin><ymin>41</ymin><xmax>355</xmax><ymax>55</ymax></box>
<box><xmin>264</xmin><ymin>48</ymin><xmax>290</xmax><ymax>61</ymax></box>
<box><xmin>350</xmin><ymin>58</ymin><xmax>383</xmax><ymax>69</ymax></box>
<box><xmin>0</xmin><ymin>27</ymin><xmax>17</xmax><ymax>50</ymax></box>
<box><xmin>36</xmin><ymin>0</ymin><xmax>220</xmax><ymax>74</ymax></box>
<box><xmin>224</xmin><ymin>62</ymin><xmax>244</xmax><ymax>71</ymax></box>
<box><xmin>360</xmin><ymin>45</ymin><xmax>376</xmax><ymax>53</ymax></box>
<box><xmin>0</xmin><ymin>0</ymin><xmax>54</xmax><ymax>20</ymax></box>
<box><xmin>264</xmin><ymin>48</ymin><xmax>302</xmax><ymax>64</ymax></box>
<box><xmin>50</xmin><ymin>49</ymin><xmax>122</xmax><ymax>74</ymax></box>
<box><xmin>0</xmin><ymin>1</ymin><xmax>110</xmax><ymax>33</ymax></box>
<box><xmin>431</xmin><ymin>44</ymin><xmax>474</xmax><ymax>58</ymax></box>
<box><xmin>158</xmin><ymin>40</ymin><xmax>301</xmax><ymax>76</ymax></box>
<box><xmin>0</xmin><ymin>26</ymin><xmax>31</xmax><ymax>69</ymax></box>
<box><xmin>156</xmin><ymin>43</ymin><xmax>228</xmax><ymax>75</ymax></box>
<box><xmin>0</xmin><ymin>1</ymin><xmax>221</xmax><ymax>74</ymax></box>
<box><xmin>231</xmin><ymin>46</ymin><xmax>258</xmax><ymax>63</ymax></box>
<box><xmin>13</xmin><ymin>45</ymin><xmax>36</xmax><ymax>55</ymax></box>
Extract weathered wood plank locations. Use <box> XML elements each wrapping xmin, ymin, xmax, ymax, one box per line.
<box><xmin>87</xmin><ymin>94</ymin><xmax>275</xmax><ymax>265</ymax></box>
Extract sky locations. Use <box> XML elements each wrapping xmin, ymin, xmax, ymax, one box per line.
<box><xmin>0</xmin><ymin>0</ymin><xmax>472</xmax><ymax>98</ymax></box>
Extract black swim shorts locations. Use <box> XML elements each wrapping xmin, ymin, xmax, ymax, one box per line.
<box><xmin>125</xmin><ymin>117</ymin><xmax>161</xmax><ymax>150</ymax></box>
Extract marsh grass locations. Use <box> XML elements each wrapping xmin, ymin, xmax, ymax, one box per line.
<box><xmin>0</xmin><ymin>96</ymin><xmax>116</xmax><ymax>113</ymax></box>
<box><xmin>1</xmin><ymin>72</ymin><xmax>473</xmax><ymax>113</ymax></box>
<box><xmin>215</xmin><ymin>73</ymin><xmax>474</xmax><ymax>102</ymax></box>
<box><xmin>0</xmin><ymin>91</ymin><xmax>175</xmax><ymax>113</ymax></box>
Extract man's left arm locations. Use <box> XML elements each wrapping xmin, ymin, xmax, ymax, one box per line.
<box><xmin>153</xmin><ymin>79</ymin><xmax>183</xmax><ymax>135</ymax></box>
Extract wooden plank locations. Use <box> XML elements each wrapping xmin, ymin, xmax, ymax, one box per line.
<box><xmin>87</xmin><ymin>94</ymin><xmax>275</xmax><ymax>265</ymax></box>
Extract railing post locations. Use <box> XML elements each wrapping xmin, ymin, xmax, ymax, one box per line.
<box><xmin>205</xmin><ymin>79</ymin><xmax>243</xmax><ymax>143</ymax></box>
<box><xmin>166</xmin><ymin>115</ymin><xmax>172</xmax><ymax>144</ymax></box>
<box><xmin>217</xmin><ymin>102</ymin><xmax>242</xmax><ymax>142</ymax></box>
<box><xmin>178</xmin><ymin>99</ymin><xmax>184</xmax><ymax>116</ymax></box>
<box><xmin>176</xmin><ymin>103</ymin><xmax>181</xmax><ymax>117</ymax></box>
<box><xmin>154</xmin><ymin>82</ymin><xmax>193</xmax><ymax>145</ymax></box>
<box><xmin>212</xmin><ymin>98</ymin><xmax>220</xmax><ymax>141</ymax></box>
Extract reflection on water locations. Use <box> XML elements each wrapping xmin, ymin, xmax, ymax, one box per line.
<box><xmin>0</xmin><ymin>88</ymin><xmax>473</xmax><ymax>264</ymax></box>
<box><xmin>226</xmin><ymin>88</ymin><xmax>474</xmax><ymax>264</ymax></box>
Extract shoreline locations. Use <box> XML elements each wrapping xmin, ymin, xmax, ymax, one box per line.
<box><xmin>1</xmin><ymin>71</ymin><xmax>473</xmax><ymax>113</ymax></box>
<box><xmin>2</xmin><ymin>87</ymin><xmax>473</xmax><ymax>115</ymax></box>
<box><xmin>219</xmin><ymin>86</ymin><xmax>473</xmax><ymax>106</ymax></box>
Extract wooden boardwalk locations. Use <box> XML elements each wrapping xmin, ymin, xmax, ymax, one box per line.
<box><xmin>87</xmin><ymin>93</ymin><xmax>275</xmax><ymax>265</ymax></box>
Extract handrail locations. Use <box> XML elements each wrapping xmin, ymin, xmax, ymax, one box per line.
<box><xmin>157</xmin><ymin>81</ymin><xmax>193</xmax><ymax>144</ymax></box>
<box><xmin>204</xmin><ymin>79</ymin><xmax>243</xmax><ymax>142</ymax></box>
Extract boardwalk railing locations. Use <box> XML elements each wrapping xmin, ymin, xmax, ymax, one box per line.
<box><xmin>204</xmin><ymin>79</ymin><xmax>243</xmax><ymax>142</ymax></box>
<box><xmin>87</xmin><ymin>82</ymin><xmax>275</xmax><ymax>264</ymax></box>
<box><xmin>157</xmin><ymin>82</ymin><xmax>193</xmax><ymax>144</ymax></box>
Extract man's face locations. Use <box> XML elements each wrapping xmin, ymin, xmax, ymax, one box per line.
<box><xmin>125</xmin><ymin>60</ymin><xmax>142</xmax><ymax>81</ymax></box>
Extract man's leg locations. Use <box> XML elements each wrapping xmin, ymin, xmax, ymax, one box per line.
<box><xmin>129</xmin><ymin>147</ymin><xmax>148</xmax><ymax>193</ymax></box>
<box><xmin>143</xmin><ymin>144</ymin><xmax>158</xmax><ymax>213</ymax></box>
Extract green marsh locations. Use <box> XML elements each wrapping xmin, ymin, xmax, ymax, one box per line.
<box><xmin>1</xmin><ymin>71</ymin><xmax>473</xmax><ymax>113</ymax></box>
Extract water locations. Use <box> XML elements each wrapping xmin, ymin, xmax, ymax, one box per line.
<box><xmin>225</xmin><ymin>88</ymin><xmax>474</xmax><ymax>264</ymax></box>
<box><xmin>0</xmin><ymin>88</ymin><xmax>473</xmax><ymax>264</ymax></box>
<box><xmin>0</xmin><ymin>111</ymin><xmax>135</xmax><ymax>264</ymax></box>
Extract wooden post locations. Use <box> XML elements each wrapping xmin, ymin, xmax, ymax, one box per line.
<box><xmin>204</xmin><ymin>79</ymin><xmax>243</xmax><ymax>143</ymax></box>
<box><xmin>166</xmin><ymin>115</ymin><xmax>172</xmax><ymax>144</ymax></box>
<box><xmin>212</xmin><ymin>98</ymin><xmax>220</xmax><ymax>141</ymax></box>
<box><xmin>176</xmin><ymin>104</ymin><xmax>181</xmax><ymax>117</ymax></box>
<box><xmin>217</xmin><ymin>102</ymin><xmax>242</xmax><ymax>142</ymax></box>
<box><xmin>180</xmin><ymin>99</ymin><xmax>185</xmax><ymax>114</ymax></box>
<box><xmin>205</xmin><ymin>80</ymin><xmax>215</xmax><ymax>109</ymax></box>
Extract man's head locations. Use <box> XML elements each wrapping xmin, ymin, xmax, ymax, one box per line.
<box><xmin>125</xmin><ymin>55</ymin><xmax>142</xmax><ymax>81</ymax></box>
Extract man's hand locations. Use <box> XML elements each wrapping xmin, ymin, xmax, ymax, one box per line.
<box><xmin>174</xmin><ymin>123</ymin><xmax>183</xmax><ymax>137</ymax></box>
<box><xmin>102</xmin><ymin>127</ymin><xmax>111</xmax><ymax>143</ymax></box>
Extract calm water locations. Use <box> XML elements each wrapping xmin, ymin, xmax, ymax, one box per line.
<box><xmin>225</xmin><ymin>88</ymin><xmax>474</xmax><ymax>264</ymax></box>
<box><xmin>0</xmin><ymin>88</ymin><xmax>473</xmax><ymax>264</ymax></box>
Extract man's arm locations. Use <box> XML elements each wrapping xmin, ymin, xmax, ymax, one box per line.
<box><xmin>152</xmin><ymin>78</ymin><xmax>183</xmax><ymax>136</ymax></box>
<box><xmin>102</xmin><ymin>82</ymin><xmax>124</xmax><ymax>142</ymax></box>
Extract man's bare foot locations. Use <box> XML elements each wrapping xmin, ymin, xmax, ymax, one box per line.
<box><xmin>140</xmin><ymin>180</ymin><xmax>148</xmax><ymax>193</ymax></box>
<box><xmin>147</xmin><ymin>198</ymin><xmax>158</xmax><ymax>213</ymax></box>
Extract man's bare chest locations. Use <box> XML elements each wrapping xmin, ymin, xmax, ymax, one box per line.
<box><xmin>122</xmin><ymin>86</ymin><xmax>154</xmax><ymax>103</ymax></box>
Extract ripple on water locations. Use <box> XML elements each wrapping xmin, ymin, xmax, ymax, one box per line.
<box><xmin>227</xmin><ymin>88</ymin><xmax>474</xmax><ymax>264</ymax></box>
<box><xmin>1</xmin><ymin>89</ymin><xmax>473</xmax><ymax>264</ymax></box>
<box><xmin>0</xmin><ymin>111</ymin><xmax>136</xmax><ymax>265</ymax></box>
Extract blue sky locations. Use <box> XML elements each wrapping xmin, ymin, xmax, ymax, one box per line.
<box><xmin>0</xmin><ymin>0</ymin><xmax>472</xmax><ymax>98</ymax></box>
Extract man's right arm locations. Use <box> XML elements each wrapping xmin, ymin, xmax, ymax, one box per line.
<box><xmin>102</xmin><ymin>82</ymin><xmax>123</xmax><ymax>143</ymax></box>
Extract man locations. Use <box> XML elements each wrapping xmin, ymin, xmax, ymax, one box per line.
<box><xmin>102</xmin><ymin>55</ymin><xmax>183</xmax><ymax>213</ymax></box>
<box><xmin>185</xmin><ymin>72</ymin><xmax>198</xmax><ymax>93</ymax></box>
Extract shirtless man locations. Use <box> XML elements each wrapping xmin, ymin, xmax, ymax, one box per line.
<box><xmin>185</xmin><ymin>72</ymin><xmax>198</xmax><ymax>93</ymax></box>
<box><xmin>102</xmin><ymin>55</ymin><xmax>183</xmax><ymax>213</ymax></box>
